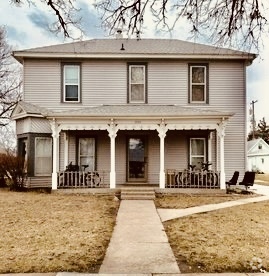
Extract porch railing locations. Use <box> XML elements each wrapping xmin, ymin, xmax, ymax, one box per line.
<box><xmin>166</xmin><ymin>169</ymin><xmax>220</xmax><ymax>189</ymax></box>
<box><xmin>57</xmin><ymin>170</ymin><xmax>109</xmax><ymax>188</ymax></box>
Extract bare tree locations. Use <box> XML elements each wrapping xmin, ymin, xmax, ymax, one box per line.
<box><xmin>9</xmin><ymin>0</ymin><xmax>269</xmax><ymax>50</ymax></box>
<box><xmin>0</xmin><ymin>26</ymin><xmax>21</xmax><ymax>128</ymax></box>
<box><xmin>96</xmin><ymin>0</ymin><xmax>268</xmax><ymax>50</ymax></box>
<box><xmin>248</xmin><ymin>117</ymin><xmax>269</xmax><ymax>143</ymax></box>
<box><xmin>11</xmin><ymin>0</ymin><xmax>80</xmax><ymax>37</ymax></box>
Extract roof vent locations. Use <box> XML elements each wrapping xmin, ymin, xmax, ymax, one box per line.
<box><xmin>120</xmin><ymin>43</ymin><xmax>125</xmax><ymax>51</ymax></box>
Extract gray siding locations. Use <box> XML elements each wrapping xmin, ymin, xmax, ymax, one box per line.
<box><xmin>209</xmin><ymin>62</ymin><xmax>246</xmax><ymax>179</ymax></box>
<box><xmin>24</xmin><ymin>60</ymin><xmax>61</xmax><ymax>106</ymax></box>
<box><xmin>23</xmin><ymin>58</ymin><xmax>247</xmax><ymax>181</ymax></box>
<box><xmin>148</xmin><ymin>61</ymin><xmax>188</xmax><ymax>104</ymax></box>
<box><xmin>16</xmin><ymin>118</ymin><xmax>51</xmax><ymax>134</ymax></box>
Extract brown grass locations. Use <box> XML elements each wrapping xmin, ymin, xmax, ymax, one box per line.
<box><xmin>255</xmin><ymin>173</ymin><xmax>269</xmax><ymax>186</ymax></box>
<box><xmin>155</xmin><ymin>193</ymin><xmax>255</xmax><ymax>209</ymax></box>
<box><xmin>0</xmin><ymin>190</ymin><xmax>119</xmax><ymax>273</ymax></box>
<box><xmin>157</xmin><ymin>194</ymin><xmax>269</xmax><ymax>273</ymax></box>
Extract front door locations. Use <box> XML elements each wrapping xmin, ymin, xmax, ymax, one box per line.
<box><xmin>127</xmin><ymin>137</ymin><xmax>147</xmax><ymax>182</ymax></box>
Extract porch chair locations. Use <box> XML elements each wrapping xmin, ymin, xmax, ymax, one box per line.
<box><xmin>225</xmin><ymin>171</ymin><xmax>239</xmax><ymax>189</ymax></box>
<box><xmin>239</xmin><ymin>171</ymin><xmax>256</xmax><ymax>191</ymax></box>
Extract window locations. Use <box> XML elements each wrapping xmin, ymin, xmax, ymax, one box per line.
<box><xmin>79</xmin><ymin>138</ymin><xmax>95</xmax><ymax>172</ymax></box>
<box><xmin>189</xmin><ymin>65</ymin><xmax>207</xmax><ymax>103</ymax></box>
<box><xmin>63</xmin><ymin>64</ymin><xmax>80</xmax><ymax>102</ymax></box>
<box><xmin>190</xmin><ymin>138</ymin><xmax>206</xmax><ymax>168</ymax></box>
<box><xmin>128</xmin><ymin>64</ymin><xmax>146</xmax><ymax>103</ymax></box>
<box><xmin>18</xmin><ymin>138</ymin><xmax>28</xmax><ymax>173</ymax></box>
<box><xmin>258</xmin><ymin>144</ymin><xmax>262</xmax><ymax>150</ymax></box>
<box><xmin>35</xmin><ymin>137</ymin><xmax>52</xmax><ymax>176</ymax></box>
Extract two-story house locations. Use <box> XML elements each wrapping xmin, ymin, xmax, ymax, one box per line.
<box><xmin>11</xmin><ymin>38</ymin><xmax>256</xmax><ymax>190</ymax></box>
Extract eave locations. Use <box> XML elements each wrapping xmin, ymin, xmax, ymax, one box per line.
<box><xmin>13</xmin><ymin>52</ymin><xmax>256</xmax><ymax>64</ymax></box>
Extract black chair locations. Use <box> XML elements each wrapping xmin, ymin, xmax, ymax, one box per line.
<box><xmin>239</xmin><ymin>171</ymin><xmax>256</xmax><ymax>191</ymax></box>
<box><xmin>226</xmin><ymin>171</ymin><xmax>239</xmax><ymax>189</ymax></box>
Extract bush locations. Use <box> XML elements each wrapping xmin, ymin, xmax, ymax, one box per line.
<box><xmin>0</xmin><ymin>153</ymin><xmax>27</xmax><ymax>190</ymax></box>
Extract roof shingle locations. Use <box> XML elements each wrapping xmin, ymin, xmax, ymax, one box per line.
<box><xmin>13</xmin><ymin>38</ymin><xmax>256</xmax><ymax>61</ymax></box>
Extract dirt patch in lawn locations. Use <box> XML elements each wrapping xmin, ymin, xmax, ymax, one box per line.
<box><xmin>0</xmin><ymin>190</ymin><xmax>119</xmax><ymax>273</ymax></box>
<box><xmin>162</xmin><ymin>198</ymin><xmax>269</xmax><ymax>273</ymax></box>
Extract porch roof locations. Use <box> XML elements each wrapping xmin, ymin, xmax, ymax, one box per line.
<box><xmin>47</xmin><ymin>104</ymin><xmax>233</xmax><ymax>119</ymax></box>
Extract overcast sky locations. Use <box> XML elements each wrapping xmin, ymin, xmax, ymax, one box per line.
<box><xmin>0</xmin><ymin>0</ymin><xmax>268</xmax><ymax>127</ymax></box>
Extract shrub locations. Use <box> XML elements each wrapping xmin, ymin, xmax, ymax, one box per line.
<box><xmin>0</xmin><ymin>153</ymin><xmax>26</xmax><ymax>190</ymax></box>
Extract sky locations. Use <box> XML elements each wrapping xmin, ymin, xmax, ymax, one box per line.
<box><xmin>0</xmin><ymin>0</ymin><xmax>268</xmax><ymax>128</ymax></box>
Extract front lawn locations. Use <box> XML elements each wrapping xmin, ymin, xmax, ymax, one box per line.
<box><xmin>156</xmin><ymin>194</ymin><xmax>269</xmax><ymax>273</ymax></box>
<box><xmin>255</xmin><ymin>173</ymin><xmax>269</xmax><ymax>186</ymax></box>
<box><xmin>0</xmin><ymin>190</ymin><xmax>119</xmax><ymax>273</ymax></box>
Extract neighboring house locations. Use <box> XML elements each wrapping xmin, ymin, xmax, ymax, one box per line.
<box><xmin>11</xmin><ymin>38</ymin><xmax>256</xmax><ymax>190</ymax></box>
<box><xmin>248</xmin><ymin>138</ymin><xmax>269</xmax><ymax>173</ymax></box>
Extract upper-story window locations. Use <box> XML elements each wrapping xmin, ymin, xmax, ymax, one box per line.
<box><xmin>128</xmin><ymin>64</ymin><xmax>147</xmax><ymax>103</ymax></box>
<box><xmin>63</xmin><ymin>64</ymin><xmax>80</xmax><ymax>102</ymax></box>
<box><xmin>189</xmin><ymin>64</ymin><xmax>208</xmax><ymax>103</ymax></box>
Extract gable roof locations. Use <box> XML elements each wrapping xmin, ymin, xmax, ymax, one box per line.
<box><xmin>13</xmin><ymin>38</ymin><xmax>256</xmax><ymax>63</ymax></box>
<box><xmin>247</xmin><ymin>138</ymin><xmax>269</xmax><ymax>156</ymax></box>
<box><xmin>11</xmin><ymin>101</ymin><xmax>48</xmax><ymax>119</ymax></box>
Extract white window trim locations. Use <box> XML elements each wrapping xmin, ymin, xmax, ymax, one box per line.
<box><xmin>78</xmin><ymin>138</ymin><xmax>96</xmax><ymax>171</ymax></box>
<box><xmin>190</xmin><ymin>138</ymin><xmax>206</xmax><ymax>166</ymax></box>
<box><xmin>35</xmin><ymin>137</ymin><xmax>52</xmax><ymax>176</ymax></box>
<box><xmin>129</xmin><ymin>65</ymin><xmax>146</xmax><ymax>103</ymax></box>
<box><xmin>63</xmin><ymin>65</ymin><xmax>80</xmax><ymax>103</ymax></box>
<box><xmin>190</xmin><ymin>65</ymin><xmax>207</xmax><ymax>104</ymax></box>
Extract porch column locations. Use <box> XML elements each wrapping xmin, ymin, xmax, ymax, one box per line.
<box><xmin>157</xmin><ymin>120</ymin><xmax>168</xmax><ymax>189</ymax></box>
<box><xmin>51</xmin><ymin>119</ymin><xmax>60</xmax><ymax>190</ymax></box>
<box><xmin>108</xmin><ymin>120</ymin><xmax>118</xmax><ymax>189</ymax></box>
<box><xmin>208</xmin><ymin>132</ymin><xmax>213</xmax><ymax>168</ymax></box>
<box><xmin>217</xmin><ymin>120</ymin><xmax>227</xmax><ymax>189</ymax></box>
<box><xmin>63</xmin><ymin>132</ymin><xmax>69</xmax><ymax>169</ymax></box>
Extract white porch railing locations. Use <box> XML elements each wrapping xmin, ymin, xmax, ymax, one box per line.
<box><xmin>57</xmin><ymin>171</ymin><xmax>109</xmax><ymax>188</ymax></box>
<box><xmin>166</xmin><ymin>169</ymin><xmax>220</xmax><ymax>189</ymax></box>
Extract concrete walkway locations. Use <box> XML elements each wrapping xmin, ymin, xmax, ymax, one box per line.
<box><xmin>99</xmin><ymin>200</ymin><xmax>180</xmax><ymax>274</ymax></box>
<box><xmin>99</xmin><ymin>183</ymin><xmax>269</xmax><ymax>274</ymax></box>
<box><xmin>158</xmin><ymin>184</ymin><xmax>269</xmax><ymax>222</ymax></box>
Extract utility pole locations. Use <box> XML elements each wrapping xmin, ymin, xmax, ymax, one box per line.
<box><xmin>250</xmin><ymin>100</ymin><xmax>258</xmax><ymax>140</ymax></box>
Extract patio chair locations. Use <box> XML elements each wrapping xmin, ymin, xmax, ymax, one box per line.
<box><xmin>239</xmin><ymin>171</ymin><xmax>256</xmax><ymax>191</ymax></box>
<box><xmin>226</xmin><ymin>171</ymin><xmax>239</xmax><ymax>189</ymax></box>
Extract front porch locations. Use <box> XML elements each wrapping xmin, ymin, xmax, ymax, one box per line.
<box><xmin>56</xmin><ymin>168</ymin><xmax>220</xmax><ymax>189</ymax></box>
<box><xmin>47</xmin><ymin>105</ymin><xmax>231</xmax><ymax>190</ymax></box>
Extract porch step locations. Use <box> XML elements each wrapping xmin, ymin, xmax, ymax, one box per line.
<box><xmin>120</xmin><ymin>188</ymin><xmax>156</xmax><ymax>200</ymax></box>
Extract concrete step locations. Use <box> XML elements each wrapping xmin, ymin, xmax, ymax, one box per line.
<box><xmin>120</xmin><ymin>188</ymin><xmax>156</xmax><ymax>200</ymax></box>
